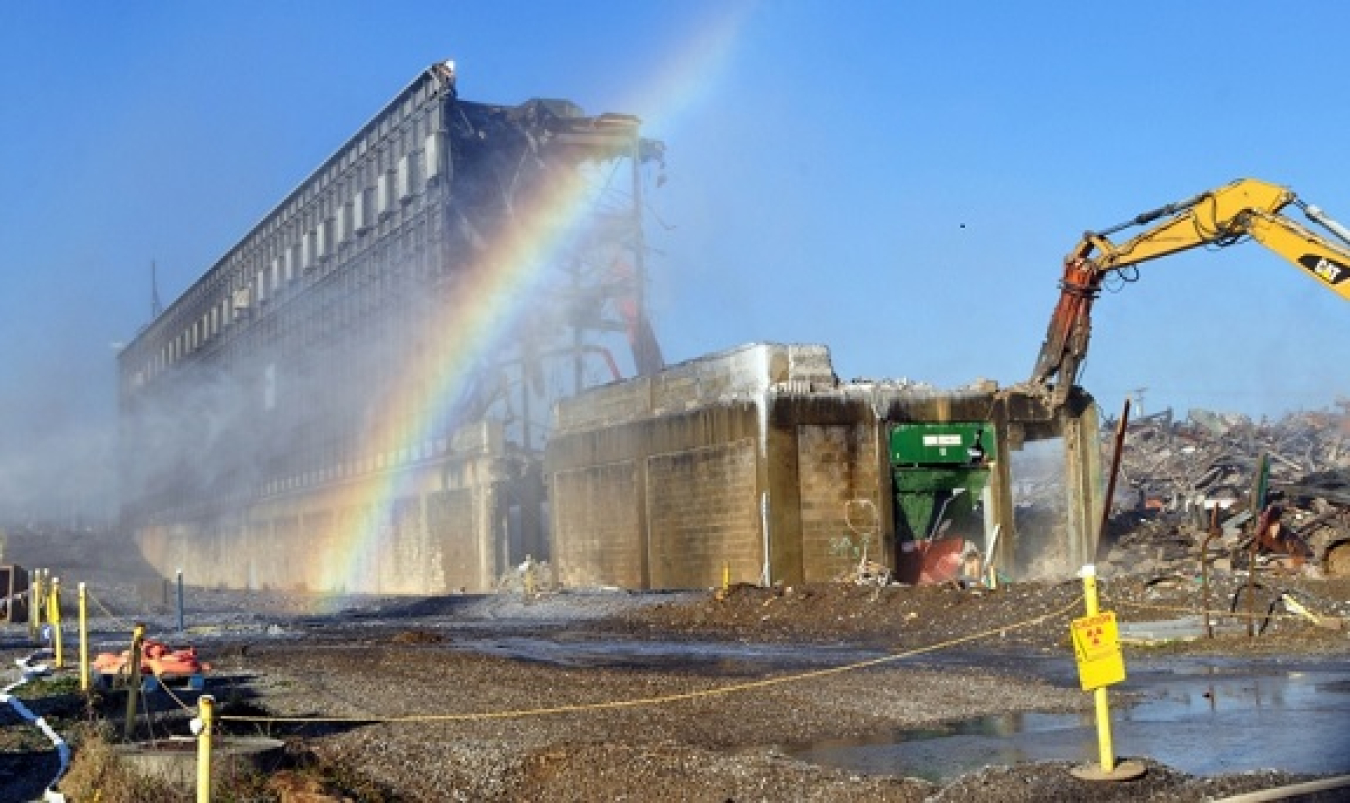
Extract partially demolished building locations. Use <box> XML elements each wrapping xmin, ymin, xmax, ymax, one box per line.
<box><xmin>546</xmin><ymin>343</ymin><xmax>1104</xmax><ymax>589</ymax></box>
<box><xmin>118</xmin><ymin>62</ymin><xmax>1108</xmax><ymax>594</ymax></box>
<box><xmin>117</xmin><ymin>62</ymin><xmax>665</xmax><ymax>592</ymax></box>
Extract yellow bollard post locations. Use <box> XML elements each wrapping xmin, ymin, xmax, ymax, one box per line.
<box><xmin>48</xmin><ymin>578</ymin><xmax>63</xmax><ymax>668</ymax></box>
<box><xmin>1069</xmin><ymin>565</ymin><xmax>1145</xmax><ymax>782</ymax></box>
<box><xmin>124</xmin><ymin>624</ymin><xmax>146</xmax><ymax>740</ymax></box>
<box><xmin>79</xmin><ymin>582</ymin><xmax>89</xmax><ymax>692</ymax></box>
<box><xmin>196</xmin><ymin>695</ymin><xmax>215</xmax><ymax>803</ymax></box>
<box><xmin>722</xmin><ymin>561</ymin><xmax>730</xmax><ymax>592</ymax></box>
<box><xmin>1082</xmin><ymin>567</ymin><xmax>1113</xmax><ymax>773</ymax></box>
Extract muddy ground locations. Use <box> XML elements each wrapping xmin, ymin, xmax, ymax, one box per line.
<box><xmin>2</xmin><ymin>528</ymin><xmax>1350</xmax><ymax>802</ymax></box>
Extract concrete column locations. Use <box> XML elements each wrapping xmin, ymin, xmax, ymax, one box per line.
<box><xmin>988</xmin><ymin>402</ymin><xmax>1018</xmax><ymax>575</ymax></box>
<box><xmin>637</xmin><ymin>450</ymin><xmax>651</xmax><ymax>589</ymax></box>
<box><xmin>479</xmin><ymin>485</ymin><xmax>497</xmax><ymax>591</ymax></box>
<box><xmin>1062</xmin><ymin>402</ymin><xmax>1103</xmax><ymax>569</ymax></box>
<box><xmin>762</xmin><ymin>415</ymin><xmax>802</xmax><ymax>586</ymax></box>
<box><xmin>873</xmin><ymin>419</ymin><xmax>898</xmax><ymax>570</ymax></box>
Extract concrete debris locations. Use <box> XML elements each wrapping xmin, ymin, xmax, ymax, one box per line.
<box><xmin>1096</xmin><ymin>403</ymin><xmax>1350</xmax><ymax>579</ymax></box>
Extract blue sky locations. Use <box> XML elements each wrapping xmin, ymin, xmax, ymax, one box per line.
<box><xmin>3</xmin><ymin>2</ymin><xmax>1349</xmax><ymax>518</ymax></box>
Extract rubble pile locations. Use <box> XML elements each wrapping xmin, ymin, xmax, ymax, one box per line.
<box><xmin>1099</xmin><ymin>403</ymin><xmax>1350</xmax><ymax>578</ymax></box>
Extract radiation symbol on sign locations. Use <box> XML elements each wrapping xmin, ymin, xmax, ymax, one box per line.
<box><xmin>1070</xmin><ymin>612</ymin><xmax>1126</xmax><ymax>690</ymax></box>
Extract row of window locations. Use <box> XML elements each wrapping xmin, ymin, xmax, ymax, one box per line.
<box><xmin>122</xmin><ymin>81</ymin><xmax>451</xmax><ymax>390</ymax></box>
<box><xmin>138</xmin><ymin>137</ymin><xmax>445</xmax><ymax>382</ymax></box>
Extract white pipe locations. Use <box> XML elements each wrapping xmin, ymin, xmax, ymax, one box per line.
<box><xmin>757</xmin><ymin>348</ymin><xmax>771</xmax><ymax>587</ymax></box>
<box><xmin>1211</xmin><ymin>774</ymin><xmax>1350</xmax><ymax>803</ymax></box>
<box><xmin>760</xmin><ymin>492</ymin><xmax>771</xmax><ymax>587</ymax></box>
<box><xmin>3</xmin><ymin>651</ymin><xmax>70</xmax><ymax>800</ymax></box>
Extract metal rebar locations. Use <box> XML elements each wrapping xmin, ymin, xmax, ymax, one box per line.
<box><xmin>1097</xmin><ymin>398</ymin><xmax>1132</xmax><ymax>551</ymax></box>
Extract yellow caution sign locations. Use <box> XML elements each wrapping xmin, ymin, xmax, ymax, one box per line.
<box><xmin>1071</xmin><ymin>611</ymin><xmax>1125</xmax><ymax>690</ymax></box>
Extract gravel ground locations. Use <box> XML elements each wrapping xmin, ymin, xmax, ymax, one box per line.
<box><xmin>228</xmin><ymin>639</ymin><xmax>1081</xmax><ymax>801</ymax></box>
<box><xmin>2</xmin><ymin>529</ymin><xmax>1349</xmax><ymax>801</ymax></box>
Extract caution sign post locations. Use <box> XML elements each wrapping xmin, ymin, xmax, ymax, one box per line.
<box><xmin>1068</xmin><ymin>565</ymin><xmax>1146</xmax><ymax>782</ymax></box>
<box><xmin>1071</xmin><ymin>611</ymin><xmax>1125</xmax><ymax>690</ymax></box>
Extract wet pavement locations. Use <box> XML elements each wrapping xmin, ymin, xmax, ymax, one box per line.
<box><xmin>338</xmin><ymin>626</ymin><xmax>1350</xmax><ymax>781</ymax></box>
<box><xmin>389</xmin><ymin>630</ymin><xmax>1350</xmax><ymax>780</ymax></box>
<box><xmin>785</xmin><ymin>656</ymin><xmax>1350</xmax><ymax>781</ymax></box>
<box><xmin>24</xmin><ymin>593</ymin><xmax>1350</xmax><ymax>783</ymax></box>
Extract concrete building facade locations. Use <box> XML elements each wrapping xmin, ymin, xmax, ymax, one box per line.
<box><xmin>117</xmin><ymin>63</ymin><xmax>662</xmax><ymax>592</ymax></box>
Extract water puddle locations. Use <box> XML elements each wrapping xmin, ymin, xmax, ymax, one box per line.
<box><xmin>230</xmin><ymin>608</ymin><xmax>1350</xmax><ymax>780</ymax></box>
<box><xmin>785</xmin><ymin>661</ymin><xmax>1350</xmax><ymax>780</ymax></box>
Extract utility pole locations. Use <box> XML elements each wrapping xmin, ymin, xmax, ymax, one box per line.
<box><xmin>1131</xmin><ymin>387</ymin><xmax>1147</xmax><ymax>418</ymax></box>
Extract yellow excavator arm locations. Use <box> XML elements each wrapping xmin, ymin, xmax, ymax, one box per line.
<box><xmin>1030</xmin><ymin>178</ymin><xmax>1350</xmax><ymax>404</ymax></box>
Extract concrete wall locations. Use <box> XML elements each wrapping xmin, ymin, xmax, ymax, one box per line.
<box><xmin>794</xmin><ymin>423</ymin><xmax>887</xmax><ymax>583</ymax></box>
<box><xmin>546</xmin><ymin>344</ymin><xmax>895</xmax><ymax>590</ymax></box>
<box><xmin>647</xmin><ymin>438</ymin><xmax>760</xmax><ymax>588</ymax></box>
<box><xmin>552</xmin><ymin>461</ymin><xmax>642</xmax><ymax>588</ymax></box>
<box><xmin>546</xmin><ymin>343</ymin><xmax>1100</xmax><ymax>591</ymax></box>
<box><xmin>134</xmin><ymin>343</ymin><xmax>1101</xmax><ymax>595</ymax></box>
<box><xmin>135</xmin><ymin>422</ymin><xmax>531</xmax><ymax>594</ymax></box>
<box><xmin>547</xmin><ymin>401</ymin><xmax>766</xmax><ymax>588</ymax></box>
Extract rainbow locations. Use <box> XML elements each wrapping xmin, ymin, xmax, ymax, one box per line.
<box><xmin>314</xmin><ymin>6</ymin><xmax>753</xmax><ymax>597</ymax></box>
<box><xmin>314</xmin><ymin>165</ymin><xmax>593</xmax><ymax>595</ymax></box>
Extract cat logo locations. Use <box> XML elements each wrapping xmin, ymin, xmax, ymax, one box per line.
<box><xmin>1298</xmin><ymin>254</ymin><xmax>1349</xmax><ymax>285</ymax></box>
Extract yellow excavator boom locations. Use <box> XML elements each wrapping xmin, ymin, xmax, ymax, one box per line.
<box><xmin>1030</xmin><ymin>178</ymin><xmax>1350</xmax><ymax>404</ymax></box>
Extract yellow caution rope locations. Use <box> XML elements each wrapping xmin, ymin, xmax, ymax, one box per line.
<box><xmin>221</xmin><ymin>594</ymin><xmax>1085</xmax><ymax>725</ymax></box>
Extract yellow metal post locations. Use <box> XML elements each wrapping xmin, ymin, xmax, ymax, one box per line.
<box><xmin>197</xmin><ymin>694</ymin><xmax>215</xmax><ymax>803</ymax></box>
<box><xmin>79</xmin><ymin>582</ymin><xmax>89</xmax><ymax>692</ymax></box>
<box><xmin>722</xmin><ymin>561</ymin><xmax>730</xmax><ymax>592</ymax></box>
<box><xmin>1082</xmin><ymin>566</ymin><xmax>1114</xmax><ymax>773</ymax></box>
<box><xmin>48</xmin><ymin>578</ymin><xmax>63</xmax><ymax>668</ymax></box>
<box><xmin>124</xmin><ymin>624</ymin><xmax>146</xmax><ymax>740</ymax></box>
